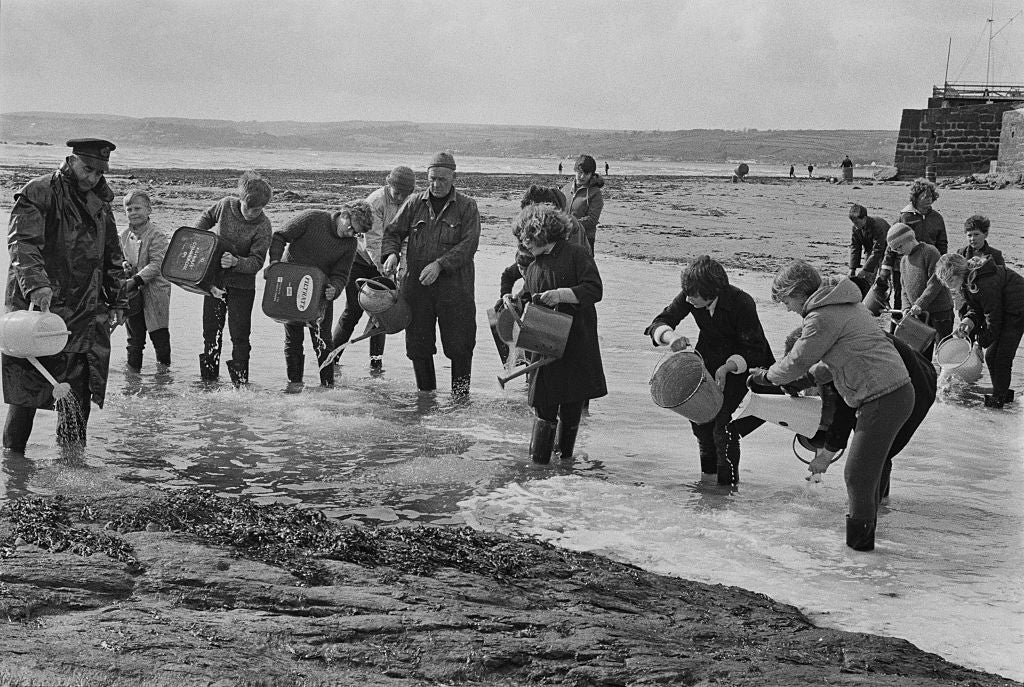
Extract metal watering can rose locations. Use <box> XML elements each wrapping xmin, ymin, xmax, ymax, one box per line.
<box><xmin>0</xmin><ymin>304</ymin><xmax>73</xmax><ymax>400</ymax></box>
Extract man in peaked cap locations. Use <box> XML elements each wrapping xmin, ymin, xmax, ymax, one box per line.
<box><xmin>3</xmin><ymin>138</ymin><xmax>127</xmax><ymax>453</ymax></box>
<box><xmin>380</xmin><ymin>153</ymin><xmax>480</xmax><ymax>396</ymax></box>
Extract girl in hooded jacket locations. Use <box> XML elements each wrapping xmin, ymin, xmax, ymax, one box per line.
<box><xmin>748</xmin><ymin>260</ymin><xmax>914</xmax><ymax>552</ymax></box>
<box><xmin>561</xmin><ymin>155</ymin><xmax>604</xmax><ymax>254</ymax></box>
<box><xmin>936</xmin><ymin>253</ymin><xmax>1024</xmax><ymax>409</ymax></box>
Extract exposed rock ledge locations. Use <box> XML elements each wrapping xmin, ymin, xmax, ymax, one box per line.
<box><xmin>0</xmin><ymin>488</ymin><xmax>1015</xmax><ymax>687</ymax></box>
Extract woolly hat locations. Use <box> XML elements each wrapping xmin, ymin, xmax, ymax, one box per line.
<box><xmin>886</xmin><ymin>222</ymin><xmax>915</xmax><ymax>247</ymax></box>
<box><xmin>963</xmin><ymin>215</ymin><xmax>990</xmax><ymax>233</ymax></box>
<box><xmin>386</xmin><ymin>166</ymin><xmax>416</xmax><ymax>193</ymax></box>
<box><xmin>427</xmin><ymin>152</ymin><xmax>456</xmax><ymax>171</ymax></box>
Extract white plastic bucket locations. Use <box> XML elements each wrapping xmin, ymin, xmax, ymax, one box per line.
<box><xmin>0</xmin><ymin>307</ymin><xmax>70</xmax><ymax>358</ymax></box>
<box><xmin>934</xmin><ymin>336</ymin><xmax>983</xmax><ymax>383</ymax></box>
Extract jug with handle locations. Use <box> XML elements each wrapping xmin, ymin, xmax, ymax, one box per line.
<box><xmin>0</xmin><ymin>304</ymin><xmax>73</xmax><ymax>400</ymax></box>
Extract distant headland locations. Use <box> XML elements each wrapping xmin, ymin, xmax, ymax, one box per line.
<box><xmin>0</xmin><ymin>111</ymin><xmax>897</xmax><ymax>166</ymax></box>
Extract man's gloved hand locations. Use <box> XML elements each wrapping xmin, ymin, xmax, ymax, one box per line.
<box><xmin>747</xmin><ymin>367</ymin><xmax>773</xmax><ymax>388</ymax></box>
<box><xmin>781</xmin><ymin>371</ymin><xmax>817</xmax><ymax>397</ymax></box>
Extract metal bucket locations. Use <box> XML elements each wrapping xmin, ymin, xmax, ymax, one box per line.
<box><xmin>0</xmin><ymin>306</ymin><xmax>70</xmax><ymax>358</ymax></box>
<box><xmin>934</xmin><ymin>335</ymin><xmax>983</xmax><ymax>383</ymax></box>
<box><xmin>356</xmin><ymin>277</ymin><xmax>399</xmax><ymax>314</ymax></box>
<box><xmin>862</xmin><ymin>281</ymin><xmax>889</xmax><ymax>316</ymax></box>
<box><xmin>370</xmin><ymin>293</ymin><xmax>411</xmax><ymax>335</ymax></box>
<box><xmin>892</xmin><ymin>313</ymin><xmax>936</xmax><ymax>353</ymax></box>
<box><xmin>649</xmin><ymin>351</ymin><xmax>723</xmax><ymax>424</ymax></box>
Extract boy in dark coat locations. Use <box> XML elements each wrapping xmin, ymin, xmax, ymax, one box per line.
<box><xmin>645</xmin><ymin>256</ymin><xmax>775</xmax><ymax>485</ymax></box>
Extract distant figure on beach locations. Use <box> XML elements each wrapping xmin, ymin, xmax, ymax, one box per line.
<box><xmin>558</xmin><ymin>162</ymin><xmax>562</xmax><ymax>175</ymax></box>
<box><xmin>119</xmin><ymin>189</ymin><xmax>172</xmax><ymax>373</ymax></box>
<box><xmin>750</xmin><ymin>260</ymin><xmax>915</xmax><ymax>551</ymax></box>
<box><xmin>789</xmin><ymin>165</ymin><xmax>795</xmax><ymax>178</ymax></box>
<box><xmin>841</xmin><ymin>155</ymin><xmax>854</xmax><ymax>182</ymax></box>
<box><xmin>937</xmin><ymin>253</ymin><xmax>1024</xmax><ymax>409</ymax></box>
<box><xmin>604</xmin><ymin>162</ymin><xmax>609</xmax><ymax>175</ymax></box>
<box><xmin>847</xmin><ymin>203</ymin><xmax>889</xmax><ymax>281</ymax></box>
<box><xmin>332</xmin><ymin>166</ymin><xmax>416</xmax><ymax>374</ymax></box>
<box><xmin>733</xmin><ymin>163</ymin><xmax>749</xmax><ymax>182</ymax></box>
<box><xmin>807</xmin><ymin>164</ymin><xmax>814</xmax><ymax>177</ymax></box>
<box><xmin>194</xmin><ymin>170</ymin><xmax>273</xmax><ymax>386</ymax></box>
<box><xmin>645</xmin><ymin>256</ymin><xmax>775</xmax><ymax>486</ymax></box>
<box><xmin>269</xmin><ymin>201</ymin><xmax>368</xmax><ymax>389</ymax></box>
<box><xmin>957</xmin><ymin>215</ymin><xmax>1005</xmax><ymax>266</ymax></box>
<box><xmin>381</xmin><ymin>152</ymin><xmax>480</xmax><ymax>397</ymax></box>
<box><xmin>841</xmin><ymin>156</ymin><xmax>853</xmax><ymax>169</ymax></box>
<box><xmin>514</xmin><ymin>204</ymin><xmax>606</xmax><ymax>463</ymax></box>
<box><xmin>876</xmin><ymin>177</ymin><xmax>947</xmax><ymax>311</ymax></box>
<box><xmin>562</xmin><ymin>154</ymin><xmax>605</xmax><ymax>253</ymax></box>
<box><xmin>3</xmin><ymin>138</ymin><xmax>127</xmax><ymax>453</ymax></box>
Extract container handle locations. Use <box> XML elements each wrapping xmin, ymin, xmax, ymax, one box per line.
<box><xmin>355</xmin><ymin>278</ymin><xmax>390</xmax><ymax>292</ymax></box>
<box><xmin>501</xmin><ymin>294</ymin><xmax>525</xmax><ymax>328</ymax></box>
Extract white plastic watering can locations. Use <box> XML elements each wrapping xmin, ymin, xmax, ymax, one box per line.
<box><xmin>0</xmin><ymin>304</ymin><xmax>73</xmax><ymax>400</ymax></box>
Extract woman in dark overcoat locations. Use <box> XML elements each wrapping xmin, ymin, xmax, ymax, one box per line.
<box><xmin>513</xmin><ymin>204</ymin><xmax>606</xmax><ymax>463</ymax></box>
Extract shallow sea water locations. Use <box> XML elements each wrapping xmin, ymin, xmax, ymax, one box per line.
<box><xmin>1</xmin><ymin>228</ymin><xmax>1021</xmax><ymax>679</ymax></box>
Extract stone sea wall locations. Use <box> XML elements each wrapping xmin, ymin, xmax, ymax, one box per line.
<box><xmin>894</xmin><ymin>101</ymin><xmax>1023</xmax><ymax>178</ymax></box>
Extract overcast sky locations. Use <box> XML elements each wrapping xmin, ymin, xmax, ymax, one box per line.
<box><xmin>2</xmin><ymin>0</ymin><xmax>1022</xmax><ymax>131</ymax></box>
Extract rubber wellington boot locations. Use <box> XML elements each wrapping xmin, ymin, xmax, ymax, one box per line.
<box><xmin>412</xmin><ymin>357</ymin><xmax>436</xmax><ymax>391</ymax></box>
<box><xmin>530</xmin><ymin>419</ymin><xmax>558</xmax><ymax>464</ymax></box>
<box><xmin>286</xmin><ymin>354</ymin><xmax>305</xmax><ymax>384</ymax></box>
<box><xmin>226</xmin><ymin>360</ymin><xmax>249</xmax><ymax>387</ymax></box>
<box><xmin>556</xmin><ymin>423</ymin><xmax>581</xmax><ymax>460</ymax></box>
<box><xmin>716</xmin><ymin>431</ymin><xmax>741</xmax><ymax>486</ymax></box>
<box><xmin>199</xmin><ymin>353</ymin><xmax>219</xmax><ymax>381</ymax></box>
<box><xmin>451</xmin><ymin>356</ymin><xmax>472</xmax><ymax>398</ymax></box>
<box><xmin>845</xmin><ymin>516</ymin><xmax>876</xmax><ymax>552</ymax></box>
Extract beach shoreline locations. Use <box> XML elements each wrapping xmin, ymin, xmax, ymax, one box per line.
<box><xmin>1</xmin><ymin>163</ymin><xmax>1022</xmax><ymax>685</ymax></box>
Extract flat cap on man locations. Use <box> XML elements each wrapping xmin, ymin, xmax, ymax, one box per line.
<box><xmin>427</xmin><ymin>152</ymin><xmax>456</xmax><ymax>171</ymax></box>
<box><xmin>66</xmin><ymin>138</ymin><xmax>116</xmax><ymax>171</ymax></box>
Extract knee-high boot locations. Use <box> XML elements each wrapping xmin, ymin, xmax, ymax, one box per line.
<box><xmin>530</xmin><ymin>419</ymin><xmax>558</xmax><ymax>464</ymax></box>
<box><xmin>226</xmin><ymin>360</ymin><xmax>249</xmax><ymax>387</ymax></box>
<box><xmin>412</xmin><ymin>357</ymin><xmax>436</xmax><ymax>391</ymax></box>
<box><xmin>199</xmin><ymin>353</ymin><xmax>219</xmax><ymax>381</ymax></box>
<box><xmin>555</xmin><ymin>422</ymin><xmax>580</xmax><ymax>460</ymax></box>
<box><xmin>3</xmin><ymin>405</ymin><xmax>36</xmax><ymax>452</ymax></box>
<box><xmin>451</xmin><ymin>356</ymin><xmax>472</xmax><ymax>397</ymax></box>
<box><xmin>845</xmin><ymin>515</ymin><xmax>876</xmax><ymax>552</ymax></box>
<box><xmin>286</xmin><ymin>354</ymin><xmax>305</xmax><ymax>384</ymax></box>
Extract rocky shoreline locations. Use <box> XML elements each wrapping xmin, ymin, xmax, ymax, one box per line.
<box><xmin>1</xmin><ymin>485</ymin><xmax>1017</xmax><ymax>687</ymax></box>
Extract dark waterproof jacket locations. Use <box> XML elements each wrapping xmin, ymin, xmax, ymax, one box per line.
<box><xmin>561</xmin><ymin>176</ymin><xmax>605</xmax><ymax>245</ymax></box>
<box><xmin>524</xmin><ymin>241</ymin><xmax>607</xmax><ymax>407</ymax></box>
<box><xmin>849</xmin><ymin>215</ymin><xmax>890</xmax><ymax>274</ymax></box>
<box><xmin>4</xmin><ymin>160</ymin><xmax>126</xmax><ymax>409</ymax></box>
<box><xmin>957</xmin><ymin>242</ymin><xmax>1004</xmax><ymax>266</ymax></box>
<box><xmin>380</xmin><ymin>187</ymin><xmax>480</xmax><ymax>300</ymax></box>
<box><xmin>958</xmin><ymin>261</ymin><xmax>1024</xmax><ymax>345</ymax></box>
<box><xmin>644</xmin><ymin>284</ymin><xmax>775</xmax><ymax>377</ymax></box>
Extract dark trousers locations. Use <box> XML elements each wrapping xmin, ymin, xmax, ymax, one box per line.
<box><xmin>985</xmin><ymin>325</ymin><xmax>1024</xmax><ymax>399</ymax></box>
<box><xmin>690</xmin><ymin>372</ymin><xmax>749</xmax><ymax>478</ymax></box>
<box><xmin>285</xmin><ymin>301</ymin><xmax>334</xmax><ymax>366</ymax></box>
<box><xmin>126</xmin><ymin>307</ymin><xmax>170</xmax><ymax>368</ymax></box>
<box><xmin>332</xmin><ymin>259</ymin><xmax>385</xmax><ymax>361</ymax></box>
<box><xmin>202</xmin><ymin>288</ymin><xmax>256</xmax><ymax>365</ymax></box>
<box><xmin>844</xmin><ymin>383</ymin><xmax>914</xmax><ymax>519</ymax></box>
<box><xmin>402</xmin><ymin>271</ymin><xmax>476</xmax><ymax>361</ymax></box>
<box><xmin>3</xmin><ymin>353</ymin><xmax>93</xmax><ymax>451</ymax></box>
<box><xmin>535</xmin><ymin>400</ymin><xmax>584</xmax><ymax>426</ymax></box>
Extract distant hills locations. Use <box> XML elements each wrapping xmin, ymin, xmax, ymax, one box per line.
<box><xmin>0</xmin><ymin>112</ymin><xmax>897</xmax><ymax>166</ymax></box>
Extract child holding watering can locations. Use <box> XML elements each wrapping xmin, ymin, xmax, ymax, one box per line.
<box><xmin>645</xmin><ymin>256</ymin><xmax>775</xmax><ymax>486</ymax></box>
<box><xmin>936</xmin><ymin>253</ymin><xmax>1024</xmax><ymax>409</ymax></box>
<box><xmin>748</xmin><ymin>261</ymin><xmax>914</xmax><ymax>551</ymax></box>
<box><xmin>267</xmin><ymin>201</ymin><xmax>369</xmax><ymax>388</ymax></box>
<box><xmin>885</xmin><ymin>222</ymin><xmax>954</xmax><ymax>360</ymax></box>
<box><xmin>513</xmin><ymin>204</ymin><xmax>606</xmax><ymax>464</ymax></box>
<box><xmin>119</xmin><ymin>190</ymin><xmax>172</xmax><ymax>373</ymax></box>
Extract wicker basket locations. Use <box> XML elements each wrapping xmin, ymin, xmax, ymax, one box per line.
<box><xmin>649</xmin><ymin>350</ymin><xmax>723</xmax><ymax>424</ymax></box>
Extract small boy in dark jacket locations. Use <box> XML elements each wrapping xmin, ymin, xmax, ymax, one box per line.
<box><xmin>644</xmin><ymin>256</ymin><xmax>775</xmax><ymax>485</ymax></box>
